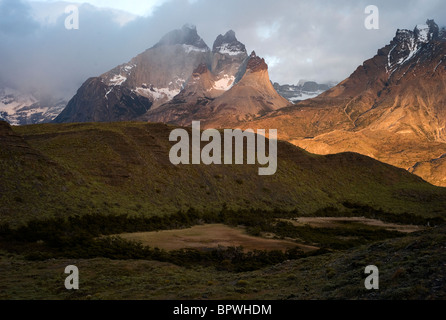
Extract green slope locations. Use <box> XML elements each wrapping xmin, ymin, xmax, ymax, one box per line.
<box><xmin>1</xmin><ymin>120</ymin><xmax>445</xmax><ymax>226</ymax></box>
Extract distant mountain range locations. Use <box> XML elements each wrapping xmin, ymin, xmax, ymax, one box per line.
<box><xmin>0</xmin><ymin>87</ymin><xmax>66</xmax><ymax>126</ymax></box>
<box><xmin>3</xmin><ymin>20</ymin><xmax>446</xmax><ymax>187</ymax></box>
<box><xmin>53</xmin><ymin>25</ymin><xmax>290</xmax><ymax>125</ymax></box>
<box><xmin>0</xmin><ymin>24</ymin><xmax>333</xmax><ymax>126</ymax></box>
<box><xmin>273</xmin><ymin>81</ymin><xmax>336</xmax><ymax>103</ymax></box>
<box><xmin>52</xmin><ymin>24</ymin><xmax>336</xmax><ymax>128</ymax></box>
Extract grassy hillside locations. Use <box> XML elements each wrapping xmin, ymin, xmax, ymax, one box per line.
<box><xmin>1</xmin><ymin>224</ymin><xmax>444</xmax><ymax>300</ymax></box>
<box><xmin>1</xmin><ymin>120</ymin><xmax>446</xmax><ymax>300</ymax></box>
<box><xmin>1</xmin><ymin>120</ymin><xmax>445</xmax><ymax>226</ymax></box>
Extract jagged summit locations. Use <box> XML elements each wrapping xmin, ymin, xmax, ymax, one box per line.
<box><xmin>213</xmin><ymin>30</ymin><xmax>247</xmax><ymax>56</ymax></box>
<box><xmin>422</xmin><ymin>19</ymin><xmax>439</xmax><ymax>40</ymax></box>
<box><xmin>153</xmin><ymin>24</ymin><xmax>209</xmax><ymax>50</ymax></box>
<box><xmin>413</xmin><ymin>19</ymin><xmax>439</xmax><ymax>42</ymax></box>
<box><xmin>395</xmin><ymin>20</ymin><xmax>439</xmax><ymax>42</ymax></box>
<box><xmin>183</xmin><ymin>23</ymin><xmax>196</xmax><ymax>30</ymax></box>
<box><xmin>143</xmin><ymin>48</ymin><xmax>289</xmax><ymax>127</ymax></box>
<box><xmin>246</xmin><ymin>51</ymin><xmax>268</xmax><ymax>72</ymax></box>
<box><xmin>55</xmin><ymin>25</ymin><xmax>212</xmax><ymax>123</ymax></box>
<box><xmin>385</xmin><ymin>19</ymin><xmax>444</xmax><ymax>77</ymax></box>
<box><xmin>396</xmin><ymin>20</ymin><xmax>440</xmax><ymax>43</ymax></box>
<box><xmin>55</xmin><ymin>24</ymin><xmax>288</xmax><ymax>127</ymax></box>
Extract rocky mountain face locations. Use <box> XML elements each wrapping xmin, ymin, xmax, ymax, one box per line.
<box><xmin>54</xmin><ymin>25</ymin><xmax>212</xmax><ymax>123</ymax></box>
<box><xmin>50</xmin><ymin>20</ymin><xmax>446</xmax><ymax>187</ymax></box>
<box><xmin>55</xmin><ymin>26</ymin><xmax>290</xmax><ymax>126</ymax></box>
<box><xmin>273</xmin><ymin>81</ymin><xmax>335</xmax><ymax>103</ymax></box>
<box><xmin>141</xmin><ymin>63</ymin><xmax>217</xmax><ymax>125</ymax></box>
<box><xmin>212</xmin><ymin>30</ymin><xmax>248</xmax><ymax>88</ymax></box>
<box><xmin>201</xmin><ymin>51</ymin><xmax>290</xmax><ymax>128</ymax></box>
<box><xmin>145</xmin><ymin>51</ymin><xmax>290</xmax><ymax>127</ymax></box>
<box><xmin>314</xmin><ymin>20</ymin><xmax>446</xmax><ymax>139</ymax></box>
<box><xmin>0</xmin><ymin>87</ymin><xmax>66</xmax><ymax>126</ymax></box>
<box><xmin>239</xmin><ymin>20</ymin><xmax>446</xmax><ymax>186</ymax></box>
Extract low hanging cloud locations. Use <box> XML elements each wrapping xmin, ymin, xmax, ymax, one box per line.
<box><xmin>0</xmin><ymin>0</ymin><xmax>445</xmax><ymax>101</ymax></box>
<box><xmin>0</xmin><ymin>0</ymin><xmax>39</xmax><ymax>35</ymax></box>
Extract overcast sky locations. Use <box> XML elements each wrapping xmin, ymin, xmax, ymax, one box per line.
<box><xmin>1</xmin><ymin>0</ymin><xmax>445</xmax><ymax>100</ymax></box>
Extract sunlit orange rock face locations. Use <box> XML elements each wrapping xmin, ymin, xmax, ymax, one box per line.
<box><xmin>239</xmin><ymin>20</ymin><xmax>446</xmax><ymax>186</ymax></box>
<box><xmin>145</xmin><ymin>51</ymin><xmax>290</xmax><ymax>127</ymax></box>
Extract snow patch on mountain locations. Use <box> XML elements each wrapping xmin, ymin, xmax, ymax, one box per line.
<box><xmin>289</xmin><ymin>91</ymin><xmax>325</xmax><ymax>102</ymax></box>
<box><xmin>182</xmin><ymin>44</ymin><xmax>209</xmax><ymax>54</ymax></box>
<box><xmin>386</xmin><ymin>45</ymin><xmax>397</xmax><ymax>73</ymax></box>
<box><xmin>134</xmin><ymin>86</ymin><xmax>180</xmax><ymax>101</ymax></box>
<box><xmin>0</xmin><ymin>87</ymin><xmax>66</xmax><ymax>125</ymax></box>
<box><xmin>123</xmin><ymin>64</ymin><xmax>136</xmax><ymax>73</ymax></box>
<box><xmin>434</xmin><ymin>55</ymin><xmax>446</xmax><ymax>72</ymax></box>
<box><xmin>109</xmin><ymin>74</ymin><xmax>127</xmax><ymax>86</ymax></box>
<box><xmin>274</xmin><ymin>81</ymin><xmax>334</xmax><ymax>103</ymax></box>
<box><xmin>213</xmin><ymin>75</ymin><xmax>235</xmax><ymax>91</ymax></box>
<box><xmin>398</xmin><ymin>37</ymin><xmax>419</xmax><ymax>65</ymax></box>
<box><xmin>217</xmin><ymin>44</ymin><xmax>245</xmax><ymax>56</ymax></box>
<box><xmin>416</xmin><ymin>24</ymin><xmax>430</xmax><ymax>43</ymax></box>
<box><xmin>386</xmin><ymin>21</ymin><xmax>439</xmax><ymax>77</ymax></box>
<box><xmin>0</xmin><ymin>88</ymin><xmax>37</xmax><ymax>115</ymax></box>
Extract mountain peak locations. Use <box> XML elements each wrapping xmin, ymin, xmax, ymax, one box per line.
<box><xmin>386</xmin><ymin>19</ymin><xmax>445</xmax><ymax>76</ymax></box>
<box><xmin>246</xmin><ymin>51</ymin><xmax>267</xmax><ymax>72</ymax></box>
<box><xmin>395</xmin><ymin>19</ymin><xmax>440</xmax><ymax>45</ymax></box>
<box><xmin>424</xmin><ymin>19</ymin><xmax>439</xmax><ymax>40</ymax></box>
<box><xmin>213</xmin><ymin>30</ymin><xmax>247</xmax><ymax>56</ymax></box>
<box><xmin>414</xmin><ymin>19</ymin><xmax>439</xmax><ymax>42</ymax></box>
<box><xmin>182</xmin><ymin>23</ymin><xmax>197</xmax><ymax>31</ymax></box>
<box><xmin>154</xmin><ymin>25</ymin><xmax>209</xmax><ymax>50</ymax></box>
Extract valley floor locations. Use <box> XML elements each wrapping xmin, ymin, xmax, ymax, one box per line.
<box><xmin>1</xmin><ymin>224</ymin><xmax>445</xmax><ymax>300</ymax></box>
<box><xmin>115</xmin><ymin>224</ymin><xmax>312</xmax><ymax>252</ymax></box>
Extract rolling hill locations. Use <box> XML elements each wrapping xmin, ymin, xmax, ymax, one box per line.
<box><xmin>1</xmin><ymin>120</ymin><xmax>446</xmax><ymax>227</ymax></box>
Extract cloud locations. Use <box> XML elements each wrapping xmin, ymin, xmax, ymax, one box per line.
<box><xmin>264</xmin><ymin>56</ymin><xmax>281</xmax><ymax>69</ymax></box>
<box><xmin>28</xmin><ymin>0</ymin><xmax>171</xmax><ymax>17</ymax></box>
<box><xmin>1</xmin><ymin>0</ymin><xmax>445</xmax><ymax>101</ymax></box>
<box><xmin>29</xmin><ymin>1</ymin><xmax>138</xmax><ymax>26</ymax></box>
<box><xmin>257</xmin><ymin>22</ymin><xmax>281</xmax><ymax>41</ymax></box>
<box><xmin>0</xmin><ymin>0</ymin><xmax>40</xmax><ymax>35</ymax></box>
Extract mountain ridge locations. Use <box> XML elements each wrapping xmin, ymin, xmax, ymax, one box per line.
<box><xmin>0</xmin><ymin>87</ymin><xmax>66</xmax><ymax>126</ymax></box>
<box><xmin>54</xmin><ymin>25</ymin><xmax>260</xmax><ymax>124</ymax></box>
<box><xmin>53</xmin><ymin>25</ymin><xmax>292</xmax><ymax>126</ymax></box>
<box><xmin>235</xmin><ymin>20</ymin><xmax>446</xmax><ymax>186</ymax></box>
<box><xmin>143</xmin><ymin>51</ymin><xmax>290</xmax><ymax>126</ymax></box>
